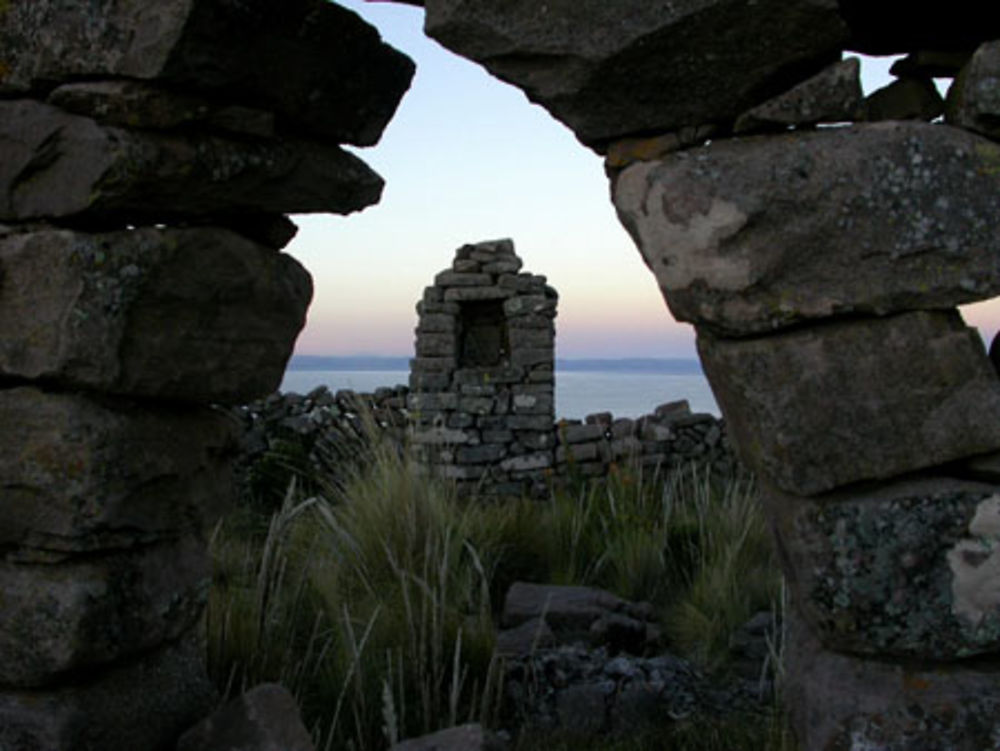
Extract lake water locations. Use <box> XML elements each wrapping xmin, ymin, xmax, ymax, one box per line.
<box><xmin>280</xmin><ymin>369</ymin><xmax>719</xmax><ymax>419</ymax></box>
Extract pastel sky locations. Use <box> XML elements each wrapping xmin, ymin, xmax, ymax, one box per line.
<box><xmin>287</xmin><ymin>1</ymin><xmax>1000</xmax><ymax>358</ymax></box>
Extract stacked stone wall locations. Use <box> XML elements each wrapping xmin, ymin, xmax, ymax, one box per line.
<box><xmin>0</xmin><ymin>2</ymin><xmax>413</xmax><ymax>748</ymax></box>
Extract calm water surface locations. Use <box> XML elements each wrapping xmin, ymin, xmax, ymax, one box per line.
<box><xmin>280</xmin><ymin>369</ymin><xmax>719</xmax><ymax>419</ymax></box>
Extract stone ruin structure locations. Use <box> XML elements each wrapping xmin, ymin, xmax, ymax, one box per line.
<box><xmin>0</xmin><ymin>1</ymin><xmax>412</xmax><ymax>748</ymax></box>
<box><xmin>5</xmin><ymin>0</ymin><xmax>1000</xmax><ymax>748</ymax></box>
<box><xmin>409</xmin><ymin>239</ymin><xmax>733</xmax><ymax>495</ymax></box>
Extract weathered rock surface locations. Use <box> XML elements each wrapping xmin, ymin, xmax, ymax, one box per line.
<box><xmin>47</xmin><ymin>81</ymin><xmax>277</xmax><ymax>138</ymax></box>
<box><xmin>783</xmin><ymin>606</ymin><xmax>1000</xmax><ymax>751</ymax></box>
<box><xmin>0</xmin><ymin>536</ymin><xmax>209</xmax><ymax>686</ymax></box>
<box><xmin>947</xmin><ymin>40</ymin><xmax>1000</xmax><ymax>140</ymax></box>
<box><xmin>177</xmin><ymin>683</ymin><xmax>315</xmax><ymax>751</ymax></box>
<box><xmin>0</xmin><ymin>629</ymin><xmax>216</xmax><ymax>751</ymax></box>
<box><xmin>0</xmin><ymin>0</ymin><xmax>414</xmax><ymax>145</ymax></box>
<box><xmin>0</xmin><ymin>227</ymin><xmax>311</xmax><ymax>402</ymax></box>
<box><xmin>697</xmin><ymin>311</ymin><xmax>1000</xmax><ymax>495</ymax></box>
<box><xmin>766</xmin><ymin>476</ymin><xmax>1000</xmax><ymax>659</ymax></box>
<box><xmin>391</xmin><ymin>724</ymin><xmax>506</xmax><ymax>751</ymax></box>
<box><xmin>613</xmin><ymin>122</ymin><xmax>1000</xmax><ymax>336</ymax></box>
<box><xmin>0</xmin><ymin>100</ymin><xmax>383</xmax><ymax>223</ymax></box>
<box><xmin>733</xmin><ymin>57</ymin><xmax>863</xmax><ymax>134</ymax></box>
<box><xmin>0</xmin><ymin>387</ymin><xmax>235</xmax><ymax>553</ymax></box>
<box><xmin>423</xmin><ymin>0</ymin><xmax>848</xmax><ymax>149</ymax></box>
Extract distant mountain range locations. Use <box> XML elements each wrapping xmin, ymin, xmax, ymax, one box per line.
<box><xmin>288</xmin><ymin>355</ymin><xmax>702</xmax><ymax>375</ymax></box>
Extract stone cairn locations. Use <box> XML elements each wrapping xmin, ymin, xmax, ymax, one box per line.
<box><xmin>410</xmin><ymin>239</ymin><xmax>559</xmax><ymax>497</ymax></box>
<box><xmin>395</xmin><ymin>2</ymin><xmax>1000</xmax><ymax>748</ymax></box>
<box><xmin>0</xmin><ymin>2</ymin><xmax>412</xmax><ymax>749</ymax></box>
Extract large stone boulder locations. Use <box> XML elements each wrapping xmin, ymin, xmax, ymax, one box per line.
<box><xmin>0</xmin><ymin>387</ymin><xmax>235</xmax><ymax>554</ymax></box>
<box><xmin>947</xmin><ymin>40</ymin><xmax>1000</xmax><ymax>141</ymax></box>
<box><xmin>783</xmin><ymin>607</ymin><xmax>1000</xmax><ymax>751</ymax></box>
<box><xmin>422</xmin><ymin>0</ymin><xmax>849</xmax><ymax>149</ymax></box>
<box><xmin>0</xmin><ymin>0</ymin><xmax>414</xmax><ymax>145</ymax></box>
<box><xmin>697</xmin><ymin>310</ymin><xmax>1000</xmax><ymax>495</ymax></box>
<box><xmin>0</xmin><ymin>629</ymin><xmax>216</xmax><ymax>751</ymax></box>
<box><xmin>0</xmin><ymin>227</ymin><xmax>311</xmax><ymax>402</ymax></box>
<box><xmin>0</xmin><ymin>535</ymin><xmax>209</xmax><ymax>687</ymax></box>
<box><xmin>766</xmin><ymin>476</ymin><xmax>1000</xmax><ymax>659</ymax></box>
<box><xmin>612</xmin><ymin>122</ymin><xmax>1000</xmax><ymax>337</ymax></box>
<box><xmin>0</xmin><ymin>100</ymin><xmax>383</xmax><ymax>224</ymax></box>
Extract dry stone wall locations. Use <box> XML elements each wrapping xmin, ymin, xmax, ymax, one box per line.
<box><xmin>0</xmin><ymin>1</ymin><xmax>413</xmax><ymax>749</ymax></box>
<box><xmin>404</xmin><ymin>2</ymin><xmax>1000</xmax><ymax>747</ymax></box>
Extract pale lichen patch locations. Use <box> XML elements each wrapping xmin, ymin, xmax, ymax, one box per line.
<box><xmin>948</xmin><ymin>494</ymin><xmax>1000</xmax><ymax>626</ymax></box>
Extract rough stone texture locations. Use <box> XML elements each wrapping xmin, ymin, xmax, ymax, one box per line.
<box><xmin>0</xmin><ymin>227</ymin><xmax>311</xmax><ymax>402</ymax></box>
<box><xmin>613</xmin><ymin>122</ymin><xmax>1000</xmax><ymax>336</ymax></box>
<box><xmin>892</xmin><ymin>50</ymin><xmax>975</xmax><ymax>79</ymax></box>
<box><xmin>177</xmin><ymin>683</ymin><xmax>315</xmax><ymax>751</ymax></box>
<box><xmin>0</xmin><ymin>100</ymin><xmax>384</xmax><ymax>224</ymax></box>
<box><xmin>423</xmin><ymin>0</ymin><xmax>849</xmax><ymax>149</ymax></box>
<box><xmin>391</xmin><ymin>724</ymin><xmax>506</xmax><ymax>751</ymax></box>
<box><xmin>860</xmin><ymin>76</ymin><xmax>945</xmax><ymax>121</ymax></box>
<box><xmin>697</xmin><ymin>311</ymin><xmax>1000</xmax><ymax>495</ymax></box>
<box><xmin>947</xmin><ymin>40</ymin><xmax>1000</xmax><ymax>140</ymax></box>
<box><xmin>837</xmin><ymin>1</ymin><xmax>1000</xmax><ymax>55</ymax></box>
<box><xmin>47</xmin><ymin>81</ymin><xmax>277</xmax><ymax>138</ymax></box>
<box><xmin>0</xmin><ymin>0</ymin><xmax>414</xmax><ymax>145</ymax></box>
<box><xmin>783</xmin><ymin>606</ymin><xmax>1000</xmax><ymax>751</ymax></box>
<box><xmin>733</xmin><ymin>57</ymin><xmax>863</xmax><ymax>134</ymax></box>
<box><xmin>766</xmin><ymin>476</ymin><xmax>1000</xmax><ymax>659</ymax></box>
<box><xmin>0</xmin><ymin>536</ymin><xmax>209</xmax><ymax>687</ymax></box>
<box><xmin>0</xmin><ymin>629</ymin><xmax>216</xmax><ymax>751</ymax></box>
<box><xmin>0</xmin><ymin>387</ymin><xmax>235</xmax><ymax>554</ymax></box>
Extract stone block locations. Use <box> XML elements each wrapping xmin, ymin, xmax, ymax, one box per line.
<box><xmin>414</xmin><ymin>333</ymin><xmax>457</xmax><ymax>357</ymax></box>
<box><xmin>504</xmin><ymin>295</ymin><xmax>556</xmax><ymax>318</ymax></box>
<box><xmin>510</xmin><ymin>348</ymin><xmax>554</xmax><ymax>369</ymax></box>
<box><xmin>515</xmin><ymin>431</ymin><xmax>554</xmax><ymax>450</ymax></box>
<box><xmin>406</xmin><ymin>392</ymin><xmax>458</xmax><ymax>412</ymax></box>
<box><xmin>508</xmin><ymin>328</ymin><xmax>554</xmax><ymax>349</ymax></box>
<box><xmin>410</xmin><ymin>357</ymin><xmax>457</xmax><ymax>373</ymax></box>
<box><xmin>0</xmin><ymin>0</ymin><xmax>414</xmax><ymax>145</ymax></box>
<box><xmin>0</xmin><ymin>535</ymin><xmax>209</xmax><ymax>687</ymax></box>
<box><xmin>507</xmin><ymin>314</ymin><xmax>555</xmax><ymax>331</ymax></box>
<box><xmin>424</xmin><ymin>0</ymin><xmax>848</xmax><ymax>149</ymax></box>
<box><xmin>47</xmin><ymin>81</ymin><xmax>276</xmax><ymax>137</ymax></box>
<box><xmin>482</xmin><ymin>259</ymin><xmax>523</xmax><ymax>274</ymax></box>
<box><xmin>409</xmin><ymin>372</ymin><xmax>451</xmax><ymax>392</ymax></box>
<box><xmin>613</xmin><ymin>122</ymin><xmax>1000</xmax><ymax>336</ymax></box>
<box><xmin>412</xmin><ymin>427</ymin><xmax>477</xmax><ymax>445</ymax></box>
<box><xmin>610</xmin><ymin>437</ymin><xmax>642</xmax><ymax>459</ymax></box>
<box><xmin>458</xmin><ymin>395</ymin><xmax>494</xmax><ymax>415</ymax></box>
<box><xmin>481</xmin><ymin>429</ymin><xmax>514</xmax><ymax>443</ymax></box>
<box><xmin>734</xmin><ymin>57</ymin><xmax>863</xmax><ymax>134</ymax></box>
<box><xmin>698</xmin><ymin>311</ymin><xmax>1000</xmax><ymax>495</ymax></box>
<box><xmin>557</xmin><ymin>443</ymin><xmax>599</xmax><ymax>463</ymax></box>
<box><xmin>437</xmin><ymin>464</ymin><xmax>487</xmax><ymax>480</ymax></box>
<box><xmin>433</xmin><ymin>271</ymin><xmax>492</xmax><ymax>287</ymax></box>
<box><xmin>500</xmin><ymin>453</ymin><xmax>552</xmax><ymax>472</ymax></box>
<box><xmin>0</xmin><ymin>227</ymin><xmax>311</xmax><ymax>402</ymax></box>
<box><xmin>768</xmin><ymin>476</ymin><xmax>1000</xmax><ymax>659</ymax></box>
<box><xmin>559</xmin><ymin>423</ymin><xmax>606</xmax><ymax>444</ymax></box>
<box><xmin>947</xmin><ymin>40</ymin><xmax>1000</xmax><ymax>140</ymax></box>
<box><xmin>177</xmin><ymin>683</ymin><xmax>315</xmax><ymax>751</ymax></box>
<box><xmin>0</xmin><ymin>628</ymin><xmax>216</xmax><ymax>751</ymax></box>
<box><xmin>0</xmin><ymin>100</ymin><xmax>383</xmax><ymax>223</ymax></box>
<box><xmin>860</xmin><ymin>77</ymin><xmax>944</xmax><ymax>121</ymax></box>
<box><xmin>0</xmin><ymin>387</ymin><xmax>234</xmax><ymax>553</ymax></box>
<box><xmin>454</xmin><ymin>366</ymin><xmax>524</xmax><ymax>385</ymax></box>
<box><xmin>452</xmin><ymin>259</ymin><xmax>481</xmax><ymax>273</ymax></box>
<box><xmin>417</xmin><ymin>313</ymin><xmax>457</xmax><ymax>333</ymax></box>
<box><xmin>456</xmin><ymin>444</ymin><xmax>507</xmax><ymax>464</ymax></box>
<box><xmin>783</xmin><ymin>606</ymin><xmax>1000</xmax><ymax>751</ymax></box>
<box><xmin>443</xmin><ymin>285</ymin><xmax>515</xmax><ymax>301</ymax></box>
<box><xmin>528</xmin><ymin>367</ymin><xmax>555</xmax><ymax>384</ymax></box>
<box><xmin>507</xmin><ymin>415</ymin><xmax>555</xmax><ymax>431</ymax></box>
<box><xmin>512</xmin><ymin>393</ymin><xmax>554</xmax><ymax>415</ymax></box>
<box><xmin>498</xmin><ymin>273</ymin><xmax>544</xmax><ymax>293</ymax></box>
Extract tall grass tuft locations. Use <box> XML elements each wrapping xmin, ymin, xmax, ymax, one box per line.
<box><xmin>208</xmin><ymin>410</ymin><xmax>784</xmax><ymax>749</ymax></box>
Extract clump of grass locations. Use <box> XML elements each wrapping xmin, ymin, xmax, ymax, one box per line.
<box><xmin>209</xmin><ymin>411</ymin><xmax>784</xmax><ymax>749</ymax></box>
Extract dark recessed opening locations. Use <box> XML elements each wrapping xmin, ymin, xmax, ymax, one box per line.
<box><xmin>458</xmin><ymin>300</ymin><xmax>509</xmax><ymax>367</ymax></box>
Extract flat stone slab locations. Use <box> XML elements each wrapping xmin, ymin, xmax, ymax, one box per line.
<box><xmin>0</xmin><ymin>535</ymin><xmax>209</xmax><ymax>687</ymax></box>
<box><xmin>0</xmin><ymin>387</ymin><xmax>234</xmax><ymax>554</ymax></box>
<box><xmin>784</xmin><ymin>607</ymin><xmax>1000</xmax><ymax>751</ymax></box>
<box><xmin>0</xmin><ymin>100</ymin><xmax>383</xmax><ymax>223</ymax></box>
<box><xmin>423</xmin><ymin>0</ymin><xmax>848</xmax><ymax>149</ymax></box>
<box><xmin>613</xmin><ymin>122</ymin><xmax>1000</xmax><ymax>336</ymax></box>
<box><xmin>697</xmin><ymin>310</ymin><xmax>1000</xmax><ymax>495</ymax></box>
<box><xmin>0</xmin><ymin>0</ymin><xmax>414</xmax><ymax>145</ymax></box>
<box><xmin>0</xmin><ymin>227</ymin><xmax>311</xmax><ymax>402</ymax></box>
<box><xmin>0</xmin><ymin>629</ymin><xmax>215</xmax><ymax>751</ymax></box>
<box><xmin>767</xmin><ymin>475</ymin><xmax>1000</xmax><ymax>659</ymax></box>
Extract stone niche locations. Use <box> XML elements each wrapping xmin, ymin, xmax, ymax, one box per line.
<box><xmin>409</xmin><ymin>239</ymin><xmax>557</xmax><ymax>496</ymax></box>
